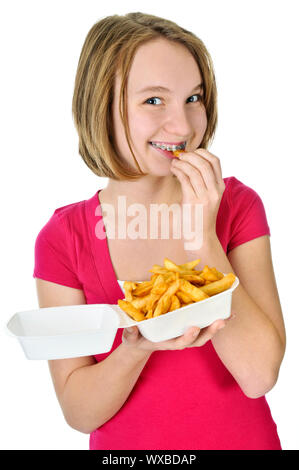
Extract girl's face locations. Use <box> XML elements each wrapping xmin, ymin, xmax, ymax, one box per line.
<box><xmin>112</xmin><ymin>38</ymin><xmax>208</xmax><ymax>176</ymax></box>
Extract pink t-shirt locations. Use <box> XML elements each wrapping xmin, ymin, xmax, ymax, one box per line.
<box><xmin>33</xmin><ymin>176</ymin><xmax>281</xmax><ymax>450</ymax></box>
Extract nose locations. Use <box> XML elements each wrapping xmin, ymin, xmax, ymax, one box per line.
<box><xmin>163</xmin><ymin>105</ymin><xmax>193</xmax><ymax>139</ymax></box>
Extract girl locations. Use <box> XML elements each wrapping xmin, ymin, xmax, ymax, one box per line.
<box><xmin>33</xmin><ymin>12</ymin><xmax>286</xmax><ymax>450</ymax></box>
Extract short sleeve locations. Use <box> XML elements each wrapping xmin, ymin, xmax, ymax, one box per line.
<box><xmin>227</xmin><ymin>179</ymin><xmax>271</xmax><ymax>252</ymax></box>
<box><xmin>33</xmin><ymin>211</ymin><xmax>83</xmax><ymax>289</ymax></box>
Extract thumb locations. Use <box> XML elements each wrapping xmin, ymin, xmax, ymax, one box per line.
<box><xmin>123</xmin><ymin>326</ymin><xmax>139</xmax><ymax>342</ymax></box>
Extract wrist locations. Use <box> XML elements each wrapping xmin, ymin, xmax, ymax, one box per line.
<box><xmin>119</xmin><ymin>341</ymin><xmax>152</xmax><ymax>364</ymax></box>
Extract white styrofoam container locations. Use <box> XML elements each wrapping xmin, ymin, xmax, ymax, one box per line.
<box><xmin>6</xmin><ymin>276</ymin><xmax>239</xmax><ymax>360</ymax></box>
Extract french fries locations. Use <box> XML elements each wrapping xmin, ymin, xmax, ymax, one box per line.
<box><xmin>117</xmin><ymin>258</ymin><xmax>236</xmax><ymax>322</ymax></box>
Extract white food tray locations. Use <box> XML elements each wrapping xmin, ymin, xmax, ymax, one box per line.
<box><xmin>6</xmin><ymin>276</ymin><xmax>239</xmax><ymax>360</ymax></box>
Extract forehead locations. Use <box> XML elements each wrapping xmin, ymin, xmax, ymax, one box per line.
<box><xmin>126</xmin><ymin>39</ymin><xmax>202</xmax><ymax>93</ymax></box>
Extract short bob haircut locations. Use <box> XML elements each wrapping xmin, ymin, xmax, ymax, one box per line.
<box><xmin>72</xmin><ymin>12</ymin><xmax>218</xmax><ymax>180</ymax></box>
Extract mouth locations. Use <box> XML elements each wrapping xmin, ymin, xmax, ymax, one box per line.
<box><xmin>149</xmin><ymin>141</ymin><xmax>186</xmax><ymax>160</ymax></box>
<box><xmin>150</xmin><ymin>141</ymin><xmax>186</xmax><ymax>151</ymax></box>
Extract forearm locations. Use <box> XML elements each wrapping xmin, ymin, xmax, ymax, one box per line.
<box><xmin>212</xmin><ymin>283</ymin><xmax>284</xmax><ymax>397</ymax></box>
<box><xmin>61</xmin><ymin>342</ymin><xmax>151</xmax><ymax>433</ymax></box>
<box><xmin>188</xmin><ymin>237</ymin><xmax>285</xmax><ymax>398</ymax></box>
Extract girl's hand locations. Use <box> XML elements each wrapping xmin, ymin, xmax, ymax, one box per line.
<box><xmin>170</xmin><ymin>148</ymin><xmax>225</xmax><ymax>242</ymax></box>
<box><xmin>122</xmin><ymin>316</ymin><xmax>233</xmax><ymax>353</ymax></box>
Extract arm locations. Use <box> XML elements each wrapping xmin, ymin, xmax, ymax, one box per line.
<box><xmin>36</xmin><ymin>278</ymin><xmax>151</xmax><ymax>434</ymax></box>
<box><xmin>36</xmin><ymin>278</ymin><xmax>225</xmax><ymax>433</ymax></box>
<box><xmin>170</xmin><ymin>149</ymin><xmax>285</xmax><ymax>397</ymax></box>
<box><xmin>196</xmin><ymin>235</ymin><xmax>286</xmax><ymax>398</ymax></box>
<box><xmin>50</xmin><ymin>341</ymin><xmax>151</xmax><ymax>434</ymax></box>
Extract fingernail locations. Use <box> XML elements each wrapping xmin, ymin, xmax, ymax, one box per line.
<box><xmin>127</xmin><ymin>327</ymin><xmax>134</xmax><ymax>333</ymax></box>
<box><xmin>192</xmin><ymin>328</ymin><xmax>200</xmax><ymax>337</ymax></box>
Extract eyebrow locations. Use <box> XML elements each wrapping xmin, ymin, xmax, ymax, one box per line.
<box><xmin>136</xmin><ymin>83</ymin><xmax>204</xmax><ymax>94</ymax></box>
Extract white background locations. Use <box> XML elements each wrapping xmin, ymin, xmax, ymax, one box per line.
<box><xmin>1</xmin><ymin>0</ymin><xmax>298</xmax><ymax>450</ymax></box>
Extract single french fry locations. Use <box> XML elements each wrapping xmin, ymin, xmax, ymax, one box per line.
<box><xmin>178</xmin><ymin>259</ymin><xmax>201</xmax><ymax>270</ymax></box>
<box><xmin>131</xmin><ymin>293</ymin><xmax>152</xmax><ymax>310</ymax></box>
<box><xmin>169</xmin><ymin>294</ymin><xmax>181</xmax><ymax>312</ymax></box>
<box><xmin>123</xmin><ymin>281</ymin><xmax>137</xmax><ymax>290</ymax></box>
<box><xmin>151</xmin><ymin>282</ymin><xmax>169</xmax><ymax>296</ymax></box>
<box><xmin>151</xmin><ymin>272</ymin><xmax>176</xmax><ymax>292</ymax></box>
<box><xmin>211</xmin><ymin>267</ymin><xmax>224</xmax><ymax>280</ymax></box>
<box><xmin>117</xmin><ymin>299</ymin><xmax>145</xmax><ymax>321</ymax></box>
<box><xmin>148</xmin><ymin>295</ymin><xmax>160</xmax><ymax>313</ymax></box>
<box><xmin>149</xmin><ymin>265</ymin><xmax>183</xmax><ymax>277</ymax></box>
<box><xmin>153</xmin><ymin>294</ymin><xmax>173</xmax><ymax>317</ymax></box>
<box><xmin>198</xmin><ymin>273</ymin><xmax>236</xmax><ymax>296</ymax></box>
<box><xmin>152</xmin><ymin>298</ymin><xmax>165</xmax><ymax>317</ymax></box>
<box><xmin>177</xmin><ymin>269</ymin><xmax>202</xmax><ymax>276</ymax></box>
<box><xmin>161</xmin><ymin>272</ymin><xmax>177</xmax><ymax>283</ymax></box>
<box><xmin>153</xmin><ymin>274</ymin><xmax>165</xmax><ymax>285</ymax></box>
<box><xmin>176</xmin><ymin>290</ymin><xmax>193</xmax><ymax>304</ymax></box>
<box><xmin>149</xmin><ymin>265</ymin><xmax>169</xmax><ymax>274</ymax></box>
<box><xmin>163</xmin><ymin>258</ymin><xmax>182</xmax><ymax>273</ymax></box>
<box><xmin>164</xmin><ymin>295</ymin><xmax>172</xmax><ymax>313</ymax></box>
<box><xmin>144</xmin><ymin>308</ymin><xmax>153</xmax><ymax>319</ymax></box>
<box><xmin>150</xmin><ymin>268</ymin><xmax>170</xmax><ymax>275</ymax></box>
<box><xmin>153</xmin><ymin>279</ymin><xmax>180</xmax><ymax>317</ymax></box>
<box><xmin>124</xmin><ymin>281</ymin><xmax>137</xmax><ymax>302</ymax></box>
<box><xmin>148</xmin><ymin>277</ymin><xmax>165</xmax><ymax>304</ymax></box>
<box><xmin>179</xmin><ymin>278</ymin><xmax>210</xmax><ymax>302</ymax></box>
<box><xmin>191</xmin><ymin>279</ymin><xmax>206</xmax><ymax>287</ymax></box>
<box><xmin>201</xmin><ymin>265</ymin><xmax>219</xmax><ymax>282</ymax></box>
<box><xmin>133</xmin><ymin>280</ymin><xmax>154</xmax><ymax>297</ymax></box>
<box><xmin>180</xmin><ymin>273</ymin><xmax>205</xmax><ymax>284</ymax></box>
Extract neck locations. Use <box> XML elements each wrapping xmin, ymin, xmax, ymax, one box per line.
<box><xmin>102</xmin><ymin>174</ymin><xmax>181</xmax><ymax>207</ymax></box>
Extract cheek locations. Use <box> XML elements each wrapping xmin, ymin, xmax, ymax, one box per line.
<box><xmin>195</xmin><ymin>108</ymin><xmax>208</xmax><ymax>129</ymax></box>
<box><xmin>195</xmin><ymin>111</ymin><xmax>208</xmax><ymax>142</ymax></box>
<box><xmin>128</xmin><ymin>109</ymin><xmax>161</xmax><ymax>138</ymax></box>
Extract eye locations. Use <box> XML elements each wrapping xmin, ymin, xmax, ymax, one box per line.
<box><xmin>187</xmin><ymin>94</ymin><xmax>203</xmax><ymax>103</ymax></box>
<box><xmin>145</xmin><ymin>97</ymin><xmax>162</xmax><ymax>105</ymax></box>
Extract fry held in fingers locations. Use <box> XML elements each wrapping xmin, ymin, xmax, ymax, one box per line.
<box><xmin>172</xmin><ymin>149</ymin><xmax>185</xmax><ymax>158</ymax></box>
<box><xmin>117</xmin><ymin>258</ymin><xmax>236</xmax><ymax>322</ymax></box>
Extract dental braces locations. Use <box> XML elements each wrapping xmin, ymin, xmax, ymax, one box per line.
<box><xmin>150</xmin><ymin>142</ymin><xmax>186</xmax><ymax>151</ymax></box>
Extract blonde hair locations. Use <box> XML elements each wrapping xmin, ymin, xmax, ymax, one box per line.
<box><xmin>72</xmin><ymin>12</ymin><xmax>218</xmax><ymax>180</ymax></box>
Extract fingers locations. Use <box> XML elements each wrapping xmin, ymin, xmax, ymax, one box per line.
<box><xmin>170</xmin><ymin>320</ymin><xmax>226</xmax><ymax>350</ymax></box>
<box><xmin>189</xmin><ymin>320</ymin><xmax>225</xmax><ymax>347</ymax></box>
<box><xmin>172</xmin><ymin>148</ymin><xmax>225</xmax><ymax>194</ymax></box>
<box><xmin>170</xmin><ymin>164</ymin><xmax>197</xmax><ymax>200</ymax></box>
<box><xmin>179</xmin><ymin>152</ymin><xmax>215</xmax><ymax>191</ymax></box>
<box><xmin>172</xmin><ymin>159</ymin><xmax>207</xmax><ymax>197</ymax></box>
<box><xmin>155</xmin><ymin>326</ymin><xmax>202</xmax><ymax>350</ymax></box>
<box><xmin>193</xmin><ymin>148</ymin><xmax>224</xmax><ymax>186</ymax></box>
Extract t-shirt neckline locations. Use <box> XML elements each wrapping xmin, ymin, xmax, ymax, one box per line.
<box><xmin>85</xmin><ymin>189</ymin><xmax>125</xmax><ymax>303</ymax></box>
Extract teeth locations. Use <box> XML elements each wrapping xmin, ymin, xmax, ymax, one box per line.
<box><xmin>151</xmin><ymin>142</ymin><xmax>186</xmax><ymax>151</ymax></box>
